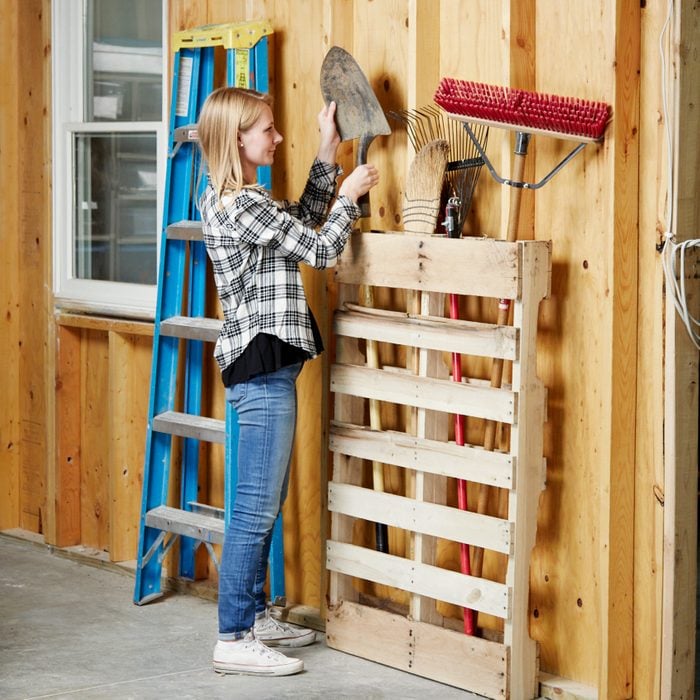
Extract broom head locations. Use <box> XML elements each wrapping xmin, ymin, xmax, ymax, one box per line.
<box><xmin>434</xmin><ymin>78</ymin><xmax>610</xmax><ymax>142</ymax></box>
<box><xmin>403</xmin><ymin>139</ymin><xmax>450</xmax><ymax>235</ymax></box>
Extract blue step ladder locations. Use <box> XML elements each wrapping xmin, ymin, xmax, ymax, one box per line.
<box><xmin>134</xmin><ymin>20</ymin><xmax>286</xmax><ymax>606</ymax></box>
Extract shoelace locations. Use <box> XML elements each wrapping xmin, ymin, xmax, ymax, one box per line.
<box><xmin>257</xmin><ymin>615</ymin><xmax>289</xmax><ymax>633</ymax></box>
<box><xmin>241</xmin><ymin>636</ymin><xmax>286</xmax><ymax>660</ymax></box>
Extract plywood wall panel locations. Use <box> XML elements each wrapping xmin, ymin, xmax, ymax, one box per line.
<box><xmin>109</xmin><ymin>332</ymin><xmax>152</xmax><ymax>562</ymax></box>
<box><xmin>633</xmin><ymin>3</ymin><xmax>667</xmax><ymax>696</ymax></box>
<box><xmin>0</xmin><ymin>0</ymin><xmax>21</xmax><ymax>531</ymax></box>
<box><xmin>661</xmin><ymin>3</ymin><xmax>700</xmax><ymax>695</ymax></box>
<box><xmin>527</xmin><ymin>2</ymin><xmax>641</xmax><ymax>695</ymax></box>
<box><xmin>0</xmin><ymin>0</ymin><xmax>52</xmax><ymax>537</ymax></box>
<box><xmin>260</xmin><ymin>0</ymin><xmax>335</xmax><ymax>611</ymax></box>
<box><xmin>439</xmin><ymin>0</ymin><xmax>509</xmax><ymax>240</ymax></box>
<box><xmin>54</xmin><ymin>326</ymin><xmax>82</xmax><ymax>547</ymax></box>
<box><xmin>80</xmin><ymin>331</ymin><xmax>111</xmax><ymax>552</ymax></box>
<box><xmin>529</xmin><ymin>0</ymin><xmax>620</xmax><ymax>688</ymax></box>
<box><xmin>18</xmin><ymin>0</ymin><xmax>50</xmax><ymax>535</ymax></box>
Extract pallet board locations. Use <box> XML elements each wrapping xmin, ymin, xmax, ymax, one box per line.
<box><xmin>326</xmin><ymin>233</ymin><xmax>551</xmax><ymax>698</ymax></box>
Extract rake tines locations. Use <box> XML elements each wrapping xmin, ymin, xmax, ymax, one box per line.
<box><xmin>388</xmin><ymin>105</ymin><xmax>489</xmax><ymax>234</ymax></box>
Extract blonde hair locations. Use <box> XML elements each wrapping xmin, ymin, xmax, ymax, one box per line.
<box><xmin>197</xmin><ymin>87</ymin><xmax>274</xmax><ymax>199</ymax></box>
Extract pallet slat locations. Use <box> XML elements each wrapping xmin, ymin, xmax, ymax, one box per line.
<box><xmin>328</xmin><ymin>482</ymin><xmax>512</xmax><ymax>553</ymax></box>
<box><xmin>326</xmin><ymin>540</ymin><xmax>510</xmax><ymax>619</ymax></box>
<box><xmin>331</xmin><ymin>363</ymin><xmax>516</xmax><ymax>423</ymax></box>
<box><xmin>330</xmin><ymin>421</ymin><xmax>515</xmax><ymax>489</ymax></box>
<box><xmin>326</xmin><ymin>601</ymin><xmax>508</xmax><ymax>699</ymax></box>
<box><xmin>334</xmin><ymin>233</ymin><xmax>521</xmax><ymax>298</ymax></box>
<box><xmin>334</xmin><ymin>307</ymin><xmax>518</xmax><ymax>359</ymax></box>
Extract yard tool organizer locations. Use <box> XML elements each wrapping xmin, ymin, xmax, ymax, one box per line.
<box><xmin>326</xmin><ymin>231</ymin><xmax>551</xmax><ymax>699</ymax></box>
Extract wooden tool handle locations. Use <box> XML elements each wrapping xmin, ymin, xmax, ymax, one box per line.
<box><xmin>472</xmin><ymin>143</ymin><xmax>529</xmax><ymax>579</ymax></box>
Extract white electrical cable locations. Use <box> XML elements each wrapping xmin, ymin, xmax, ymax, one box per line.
<box><xmin>659</xmin><ymin>0</ymin><xmax>700</xmax><ymax>350</ymax></box>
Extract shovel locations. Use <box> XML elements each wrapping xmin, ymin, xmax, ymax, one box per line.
<box><xmin>320</xmin><ymin>46</ymin><xmax>391</xmax><ymax>218</ymax></box>
<box><xmin>321</xmin><ymin>46</ymin><xmax>391</xmax><ymax>556</ymax></box>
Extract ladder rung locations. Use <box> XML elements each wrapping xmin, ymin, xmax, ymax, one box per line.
<box><xmin>152</xmin><ymin>411</ymin><xmax>225</xmax><ymax>443</ymax></box>
<box><xmin>188</xmin><ymin>502</ymin><xmax>225</xmax><ymax>520</ymax></box>
<box><xmin>145</xmin><ymin>505</ymin><xmax>225</xmax><ymax>544</ymax></box>
<box><xmin>160</xmin><ymin>315</ymin><xmax>222</xmax><ymax>342</ymax></box>
<box><xmin>167</xmin><ymin>220</ymin><xmax>203</xmax><ymax>241</ymax></box>
<box><xmin>174</xmin><ymin>125</ymin><xmax>198</xmax><ymax>142</ymax></box>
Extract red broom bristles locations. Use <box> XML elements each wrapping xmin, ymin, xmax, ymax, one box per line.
<box><xmin>434</xmin><ymin>78</ymin><xmax>610</xmax><ymax>140</ymax></box>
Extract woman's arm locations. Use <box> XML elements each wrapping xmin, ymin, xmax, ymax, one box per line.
<box><xmin>316</xmin><ymin>101</ymin><xmax>341</xmax><ymax>167</ymax></box>
<box><xmin>233</xmin><ymin>189</ymin><xmax>359</xmax><ymax>270</ymax></box>
<box><xmin>278</xmin><ymin>103</ymin><xmax>342</xmax><ymax>227</ymax></box>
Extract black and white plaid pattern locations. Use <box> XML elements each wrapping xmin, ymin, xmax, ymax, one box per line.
<box><xmin>198</xmin><ymin>159</ymin><xmax>360</xmax><ymax>373</ymax></box>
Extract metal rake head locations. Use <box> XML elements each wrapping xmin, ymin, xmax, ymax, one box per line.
<box><xmin>388</xmin><ymin>105</ymin><xmax>489</xmax><ymax>234</ymax></box>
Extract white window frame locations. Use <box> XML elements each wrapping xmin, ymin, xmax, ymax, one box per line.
<box><xmin>52</xmin><ymin>0</ymin><xmax>168</xmax><ymax>319</ymax></box>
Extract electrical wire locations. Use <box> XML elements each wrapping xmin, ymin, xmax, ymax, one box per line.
<box><xmin>664</xmin><ymin>238</ymin><xmax>700</xmax><ymax>350</ymax></box>
<box><xmin>658</xmin><ymin>0</ymin><xmax>700</xmax><ymax>350</ymax></box>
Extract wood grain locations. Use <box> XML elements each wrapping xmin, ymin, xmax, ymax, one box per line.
<box><xmin>0</xmin><ymin>0</ymin><xmax>22</xmax><ymax>531</ymax></box>
<box><xmin>109</xmin><ymin>332</ymin><xmax>152</xmax><ymax>562</ymax></box>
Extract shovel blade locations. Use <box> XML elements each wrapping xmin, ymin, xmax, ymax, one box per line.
<box><xmin>320</xmin><ymin>46</ymin><xmax>391</xmax><ymax>144</ymax></box>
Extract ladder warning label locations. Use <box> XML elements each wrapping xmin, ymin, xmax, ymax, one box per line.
<box><xmin>234</xmin><ymin>49</ymin><xmax>250</xmax><ymax>88</ymax></box>
<box><xmin>176</xmin><ymin>57</ymin><xmax>194</xmax><ymax>117</ymax></box>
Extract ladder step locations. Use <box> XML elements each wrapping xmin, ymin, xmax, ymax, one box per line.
<box><xmin>152</xmin><ymin>410</ymin><xmax>226</xmax><ymax>443</ymax></box>
<box><xmin>160</xmin><ymin>315</ymin><xmax>222</xmax><ymax>342</ymax></box>
<box><xmin>145</xmin><ymin>505</ymin><xmax>225</xmax><ymax>544</ymax></box>
<box><xmin>173</xmin><ymin>125</ymin><xmax>198</xmax><ymax>143</ymax></box>
<box><xmin>167</xmin><ymin>220</ymin><xmax>203</xmax><ymax>241</ymax></box>
<box><xmin>188</xmin><ymin>501</ymin><xmax>225</xmax><ymax>519</ymax></box>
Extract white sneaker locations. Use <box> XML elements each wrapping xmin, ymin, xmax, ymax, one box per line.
<box><xmin>213</xmin><ymin>631</ymin><xmax>303</xmax><ymax>676</ymax></box>
<box><xmin>254</xmin><ymin>611</ymin><xmax>317</xmax><ymax>648</ymax></box>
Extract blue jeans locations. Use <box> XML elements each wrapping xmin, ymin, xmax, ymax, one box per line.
<box><xmin>218</xmin><ymin>362</ymin><xmax>301</xmax><ymax>640</ymax></box>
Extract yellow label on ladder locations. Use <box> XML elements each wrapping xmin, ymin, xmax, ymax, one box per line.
<box><xmin>234</xmin><ymin>49</ymin><xmax>250</xmax><ymax>89</ymax></box>
<box><xmin>173</xmin><ymin>19</ymin><xmax>272</xmax><ymax>52</ymax></box>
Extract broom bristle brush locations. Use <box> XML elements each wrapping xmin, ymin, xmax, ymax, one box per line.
<box><xmin>403</xmin><ymin>139</ymin><xmax>450</xmax><ymax>235</ymax></box>
<box><xmin>434</xmin><ymin>78</ymin><xmax>610</xmax><ymax>141</ymax></box>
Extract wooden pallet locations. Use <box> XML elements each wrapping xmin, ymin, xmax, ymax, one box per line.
<box><xmin>326</xmin><ymin>232</ymin><xmax>551</xmax><ymax>699</ymax></box>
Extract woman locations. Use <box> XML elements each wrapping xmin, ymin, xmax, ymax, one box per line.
<box><xmin>197</xmin><ymin>86</ymin><xmax>379</xmax><ymax>676</ymax></box>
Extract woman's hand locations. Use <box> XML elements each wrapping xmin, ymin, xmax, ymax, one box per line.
<box><xmin>317</xmin><ymin>101</ymin><xmax>341</xmax><ymax>165</ymax></box>
<box><xmin>338</xmin><ymin>163</ymin><xmax>379</xmax><ymax>203</ymax></box>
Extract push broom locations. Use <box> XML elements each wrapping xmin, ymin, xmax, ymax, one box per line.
<box><xmin>434</xmin><ymin>78</ymin><xmax>610</xmax><ymax>578</ymax></box>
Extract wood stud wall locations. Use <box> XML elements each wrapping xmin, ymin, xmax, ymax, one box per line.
<box><xmin>1</xmin><ymin>0</ymin><xmax>698</xmax><ymax>697</ymax></box>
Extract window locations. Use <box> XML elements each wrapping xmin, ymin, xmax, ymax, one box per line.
<box><xmin>53</xmin><ymin>0</ymin><xmax>166</xmax><ymax>318</ymax></box>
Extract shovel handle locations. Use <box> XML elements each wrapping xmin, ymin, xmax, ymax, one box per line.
<box><xmin>356</xmin><ymin>135</ymin><xmax>373</xmax><ymax>218</ymax></box>
<box><xmin>358</xmin><ymin>192</ymin><xmax>371</xmax><ymax>218</ymax></box>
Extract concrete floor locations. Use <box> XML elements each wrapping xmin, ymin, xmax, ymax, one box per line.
<box><xmin>0</xmin><ymin>533</ymin><xmax>479</xmax><ymax>699</ymax></box>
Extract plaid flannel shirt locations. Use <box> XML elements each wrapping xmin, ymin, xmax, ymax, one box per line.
<box><xmin>198</xmin><ymin>159</ymin><xmax>360</xmax><ymax>373</ymax></box>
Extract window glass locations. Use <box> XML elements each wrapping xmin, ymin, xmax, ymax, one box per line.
<box><xmin>88</xmin><ymin>0</ymin><xmax>163</xmax><ymax>122</ymax></box>
<box><xmin>74</xmin><ymin>132</ymin><xmax>158</xmax><ymax>284</ymax></box>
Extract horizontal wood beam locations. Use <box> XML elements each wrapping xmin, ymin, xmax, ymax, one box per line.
<box><xmin>330</xmin><ymin>420</ymin><xmax>514</xmax><ymax>488</ymax></box>
<box><xmin>334</xmin><ymin>306</ymin><xmax>518</xmax><ymax>359</ymax></box>
<box><xmin>331</xmin><ymin>363</ymin><xmax>516</xmax><ymax>423</ymax></box>
<box><xmin>328</xmin><ymin>481</ymin><xmax>513</xmax><ymax>553</ymax></box>
<box><xmin>326</xmin><ymin>540</ymin><xmax>510</xmax><ymax>619</ymax></box>
<box><xmin>334</xmin><ymin>232</ymin><xmax>526</xmax><ymax>298</ymax></box>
